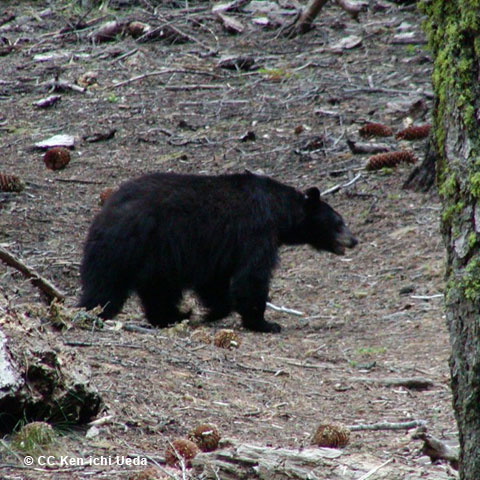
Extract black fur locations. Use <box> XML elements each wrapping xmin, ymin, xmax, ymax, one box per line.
<box><xmin>79</xmin><ymin>172</ymin><xmax>357</xmax><ymax>333</ymax></box>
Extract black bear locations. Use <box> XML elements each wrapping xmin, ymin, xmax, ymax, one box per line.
<box><xmin>78</xmin><ymin>172</ymin><xmax>357</xmax><ymax>333</ymax></box>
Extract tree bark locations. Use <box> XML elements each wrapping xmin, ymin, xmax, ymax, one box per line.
<box><xmin>402</xmin><ymin>136</ymin><xmax>436</xmax><ymax>192</ymax></box>
<box><xmin>423</xmin><ymin>2</ymin><xmax>480</xmax><ymax>478</ymax></box>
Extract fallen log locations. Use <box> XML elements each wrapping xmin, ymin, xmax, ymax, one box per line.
<box><xmin>0</xmin><ymin>325</ymin><xmax>102</xmax><ymax>433</ymax></box>
<box><xmin>193</xmin><ymin>439</ymin><xmax>398</xmax><ymax>479</ymax></box>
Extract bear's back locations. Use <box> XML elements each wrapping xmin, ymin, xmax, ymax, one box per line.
<box><xmin>105</xmin><ymin>172</ymin><xmax>302</xmax><ymax>223</ymax></box>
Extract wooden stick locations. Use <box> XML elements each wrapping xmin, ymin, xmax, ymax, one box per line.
<box><xmin>266</xmin><ymin>302</ymin><xmax>304</xmax><ymax>316</ymax></box>
<box><xmin>346</xmin><ymin>139</ymin><xmax>389</xmax><ymax>155</ymax></box>
<box><xmin>0</xmin><ymin>246</ymin><xmax>65</xmax><ymax>302</ymax></box>
<box><xmin>348</xmin><ymin>419</ymin><xmax>426</xmax><ymax>431</ymax></box>
<box><xmin>109</xmin><ymin>68</ymin><xmax>220</xmax><ymax>89</ymax></box>
<box><xmin>321</xmin><ymin>173</ymin><xmax>362</xmax><ymax>196</ymax></box>
<box><xmin>55</xmin><ymin>178</ymin><xmax>104</xmax><ymax>185</ymax></box>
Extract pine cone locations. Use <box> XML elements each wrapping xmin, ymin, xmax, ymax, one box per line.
<box><xmin>189</xmin><ymin>424</ymin><xmax>221</xmax><ymax>452</ymax></box>
<box><xmin>366</xmin><ymin>151</ymin><xmax>417</xmax><ymax>171</ymax></box>
<box><xmin>312</xmin><ymin>424</ymin><xmax>350</xmax><ymax>448</ymax></box>
<box><xmin>213</xmin><ymin>329</ymin><xmax>241</xmax><ymax>349</ymax></box>
<box><xmin>0</xmin><ymin>173</ymin><xmax>25</xmax><ymax>192</ymax></box>
<box><xmin>359</xmin><ymin>123</ymin><xmax>393</xmax><ymax>138</ymax></box>
<box><xmin>43</xmin><ymin>147</ymin><xmax>71</xmax><ymax>170</ymax></box>
<box><xmin>165</xmin><ymin>438</ymin><xmax>199</xmax><ymax>468</ymax></box>
<box><xmin>395</xmin><ymin>124</ymin><xmax>431</xmax><ymax>141</ymax></box>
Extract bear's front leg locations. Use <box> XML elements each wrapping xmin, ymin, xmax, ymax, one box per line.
<box><xmin>231</xmin><ymin>271</ymin><xmax>281</xmax><ymax>333</ymax></box>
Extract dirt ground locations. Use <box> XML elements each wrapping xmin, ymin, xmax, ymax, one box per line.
<box><xmin>0</xmin><ymin>1</ymin><xmax>456</xmax><ymax>479</ymax></box>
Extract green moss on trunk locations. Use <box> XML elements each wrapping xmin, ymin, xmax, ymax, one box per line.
<box><xmin>422</xmin><ymin>1</ymin><xmax>480</xmax><ymax>477</ymax></box>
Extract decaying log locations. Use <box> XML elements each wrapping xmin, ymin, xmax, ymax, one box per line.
<box><xmin>193</xmin><ymin>439</ymin><xmax>398</xmax><ymax>479</ymax></box>
<box><xmin>193</xmin><ymin>440</ymin><xmax>341</xmax><ymax>479</ymax></box>
<box><xmin>0</xmin><ymin>327</ymin><xmax>102</xmax><ymax>433</ymax></box>
<box><xmin>0</xmin><ymin>246</ymin><xmax>66</xmax><ymax>303</ymax></box>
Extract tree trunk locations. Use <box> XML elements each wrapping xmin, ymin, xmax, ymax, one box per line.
<box><xmin>423</xmin><ymin>2</ymin><xmax>480</xmax><ymax>478</ymax></box>
<box><xmin>402</xmin><ymin>136</ymin><xmax>436</xmax><ymax>192</ymax></box>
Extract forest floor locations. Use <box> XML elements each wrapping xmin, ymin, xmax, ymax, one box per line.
<box><xmin>0</xmin><ymin>1</ymin><xmax>456</xmax><ymax>479</ymax></box>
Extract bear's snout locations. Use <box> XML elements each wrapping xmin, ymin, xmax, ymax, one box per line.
<box><xmin>334</xmin><ymin>226</ymin><xmax>358</xmax><ymax>255</ymax></box>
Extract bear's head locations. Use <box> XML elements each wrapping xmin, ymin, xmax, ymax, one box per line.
<box><xmin>302</xmin><ymin>187</ymin><xmax>357</xmax><ymax>255</ymax></box>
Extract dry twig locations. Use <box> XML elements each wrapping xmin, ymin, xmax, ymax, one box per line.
<box><xmin>321</xmin><ymin>173</ymin><xmax>362</xmax><ymax>196</ymax></box>
<box><xmin>266</xmin><ymin>302</ymin><xmax>304</xmax><ymax>316</ymax></box>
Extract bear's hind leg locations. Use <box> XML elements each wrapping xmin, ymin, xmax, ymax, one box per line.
<box><xmin>197</xmin><ymin>283</ymin><xmax>232</xmax><ymax>323</ymax></box>
<box><xmin>137</xmin><ymin>286</ymin><xmax>189</xmax><ymax>328</ymax></box>
<box><xmin>231</xmin><ymin>272</ymin><xmax>281</xmax><ymax>333</ymax></box>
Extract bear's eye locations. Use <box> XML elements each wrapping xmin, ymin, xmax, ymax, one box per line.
<box><xmin>332</xmin><ymin>217</ymin><xmax>342</xmax><ymax>229</ymax></box>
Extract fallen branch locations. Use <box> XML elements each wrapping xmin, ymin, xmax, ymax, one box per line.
<box><xmin>164</xmin><ymin>84</ymin><xmax>226</xmax><ymax>91</ymax></box>
<box><xmin>123</xmin><ymin>323</ymin><xmax>156</xmax><ymax>334</ymax></box>
<box><xmin>54</xmin><ymin>178</ymin><xmax>103</xmax><ymax>185</ymax></box>
<box><xmin>109</xmin><ymin>68</ymin><xmax>220</xmax><ymax>89</ymax></box>
<box><xmin>33</xmin><ymin>94</ymin><xmax>62</xmax><ymax>108</ymax></box>
<box><xmin>44</xmin><ymin>78</ymin><xmax>86</xmax><ymax>94</ymax></box>
<box><xmin>412</xmin><ymin>431</ymin><xmax>459</xmax><ymax>470</ymax></box>
<box><xmin>348</xmin><ymin>376</ymin><xmax>435</xmax><ymax>390</ymax></box>
<box><xmin>346</xmin><ymin>139</ymin><xmax>389</xmax><ymax>155</ymax></box>
<box><xmin>0</xmin><ymin>246</ymin><xmax>65</xmax><ymax>302</ymax></box>
<box><xmin>348</xmin><ymin>419</ymin><xmax>426</xmax><ymax>431</ymax></box>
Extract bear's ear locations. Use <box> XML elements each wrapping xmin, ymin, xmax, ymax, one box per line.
<box><xmin>304</xmin><ymin>187</ymin><xmax>320</xmax><ymax>205</ymax></box>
